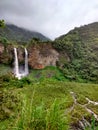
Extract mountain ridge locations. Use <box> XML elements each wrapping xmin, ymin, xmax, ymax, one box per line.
<box><xmin>0</xmin><ymin>24</ymin><xmax>50</xmax><ymax>42</ymax></box>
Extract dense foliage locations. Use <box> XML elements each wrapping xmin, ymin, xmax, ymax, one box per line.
<box><xmin>53</xmin><ymin>22</ymin><xmax>98</xmax><ymax>82</ymax></box>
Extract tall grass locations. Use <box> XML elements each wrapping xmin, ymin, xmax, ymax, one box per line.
<box><xmin>45</xmin><ymin>99</ymin><xmax>69</xmax><ymax>130</ymax></box>
<box><xmin>85</xmin><ymin>115</ymin><xmax>98</xmax><ymax>130</ymax></box>
<box><xmin>9</xmin><ymin>94</ymin><xmax>69</xmax><ymax>130</ymax></box>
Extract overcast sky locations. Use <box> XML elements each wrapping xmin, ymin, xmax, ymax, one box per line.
<box><xmin>0</xmin><ymin>0</ymin><xmax>98</xmax><ymax>39</ymax></box>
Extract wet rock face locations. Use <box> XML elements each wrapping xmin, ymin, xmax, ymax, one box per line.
<box><xmin>28</xmin><ymin>44</ymin><xmax>59</xmax><ymax>69</ymax></box>
<box><xmin>17</xmin><ymin>47</ymin><xmax>24</xmax><ymax>63</ymax></box>
<box><xmin>0</xmin><ymin>42</ymin><xmax>59</xmax><ymax>69</ymax></box>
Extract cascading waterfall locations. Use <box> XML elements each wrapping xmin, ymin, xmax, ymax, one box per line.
<box><xmin>14</xmin><ymin>47</ymin><xmax>29</xmax><ymax>79</ymax></box>
<box><xmin>24</xmin><ymin>48</ymin><xmax>29</xmax><ymax>75</ymax></box>
<box><xmin>14</xmin><ymin>48</ymin><xmax>20</xmax><ymax>79</ymax></box>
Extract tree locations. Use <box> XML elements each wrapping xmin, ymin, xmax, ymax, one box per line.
<box><xmin>31</xmin><ymin>37</ymin><xmax>40</xmax><ymax>42</ymax></box>
<box><xmin>0</xmin><ymin>19</ymin><xmax>5</xmax><ymax>28</ymax></box>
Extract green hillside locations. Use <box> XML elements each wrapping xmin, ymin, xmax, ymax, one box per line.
<box><xmin>53</xmin><ymin>22</ymin><xmax>98</xmax><ymax>83</ymax></box>
<box><xmin>0</xmin><ymin>22</ymin><xmax>98</xmax><ymax>129</ymax></box>
<box><xmin>0</xmin><ymin>24</ymin><xmax>50</xmax><ymax>42</ymax></box>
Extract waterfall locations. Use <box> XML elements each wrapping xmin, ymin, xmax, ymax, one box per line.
<box><xmin>14</xmin><ymin>47</ymin><xmax>29</xmax><ymax>79</ymax></box>
<box><xmin>24</xmin><ymin>48</ymin><xmax>29</xmax><ymax>75</ymax></box>
<box><xmin>14</xmin><ymin>48</ymin><xmax>21</xmax><ymax>79</ymax></box>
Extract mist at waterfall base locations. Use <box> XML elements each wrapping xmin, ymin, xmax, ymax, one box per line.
<box><xmin>14</xmin><ymin>48</ymin><xmax>29</xmax><ymax>79</ymax></box>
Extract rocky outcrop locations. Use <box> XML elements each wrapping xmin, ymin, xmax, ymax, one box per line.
<box><xmin>0</xmin><ymin>43</ymin><xmax>13</xmax><ymax>64</ymax></box>
<box><xmin>0</xmin><ymin>42</ymin><xmax>59</xmax><ymax>69</ymax></box>
<box><xmin>28</xmin><ymin>43</ymin><xmax>59</xmax><ymax>69</ymax></box>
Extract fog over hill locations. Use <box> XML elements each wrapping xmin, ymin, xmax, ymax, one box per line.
<box><xmin>0</xmin><ymin>24</ymin><xmax>50</xmax><ymax>42</ymax></box>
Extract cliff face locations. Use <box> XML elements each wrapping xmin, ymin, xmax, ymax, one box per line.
<box><xmin>0</xmin><ymin>43</ymin><xmax>13</xmax><ymax>64</ymax></box>
<box><xmin>28</xmin><ymin>43</ymin><xmax>59</xmax><ymax>69</ymax></box>
<box><xmin>0</xmin><ymin>42</ymin><xmax>59</xmax><ymax>69</ymax></box>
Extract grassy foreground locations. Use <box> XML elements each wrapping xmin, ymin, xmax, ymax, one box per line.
<box><xmin>0</xmin><ymin>77</ymin><xmax>98</xmax><ymax>129</ymax></box>
<box><xmin>0</xmin><ymin>66</ymin><xmax>98</xmax><ymax>129</ymax></box>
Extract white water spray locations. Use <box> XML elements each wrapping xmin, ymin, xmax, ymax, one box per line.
<box><xmin>14</xmin><ymin>48</ymin><xmax>21</xmax><ymax>79</ymax></box>
<box><xmin>25</xmin><ymin>48</ymin><xmax>29</xmax><ymax>75</ymax></box>
<box><xmin>14</xmin><ymin>47</ymin><xmax>29</xmax><ymax>79</ymax></box>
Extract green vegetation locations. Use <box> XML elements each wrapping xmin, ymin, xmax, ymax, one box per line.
<box><xmin>0</xmin><ymin>64</ymin><xmax>12</xmax><ymax>76</ymax></box>
<box><xmin>0</xmin><ymin>20</ymin><xmax>5</xmax><ymax>28</ymax></box>
<box><xmin>53</xmin><ymin>22</ymin><xmax>98</xmax><ymax>83</ymax></box>
<box><xmin>28</xmin><ymin>66</ymin><xmax>67</xmax><ymax>82</ymax></box>
<box><xmin>0</xmin><ymin>37</ymin><xmax>8</xmax><ymax>45</ymax></box>
<box><xmin>1</xmin><ymin>22</ymin><xmax>98</xmax><ymax>129</ymax></box>
<box><xmin>0</xmin><ymin>24</ymin><xmax>49</xmax><ymax>42</ymax></box>
<box><xmin>9</xmin><ymin>97</ymin><xmax>69</xmax><ymax>130</ymax></box>
<box><xmin>0</xmin><ymin>69</ymin><xmax>98</xmax><ymax>129</ymax></box>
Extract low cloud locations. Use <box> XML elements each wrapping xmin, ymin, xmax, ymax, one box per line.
<box><xmin>0</xmin><ymin>0</ymin><xmax>98</xmax><ymax>39</ymax></box>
